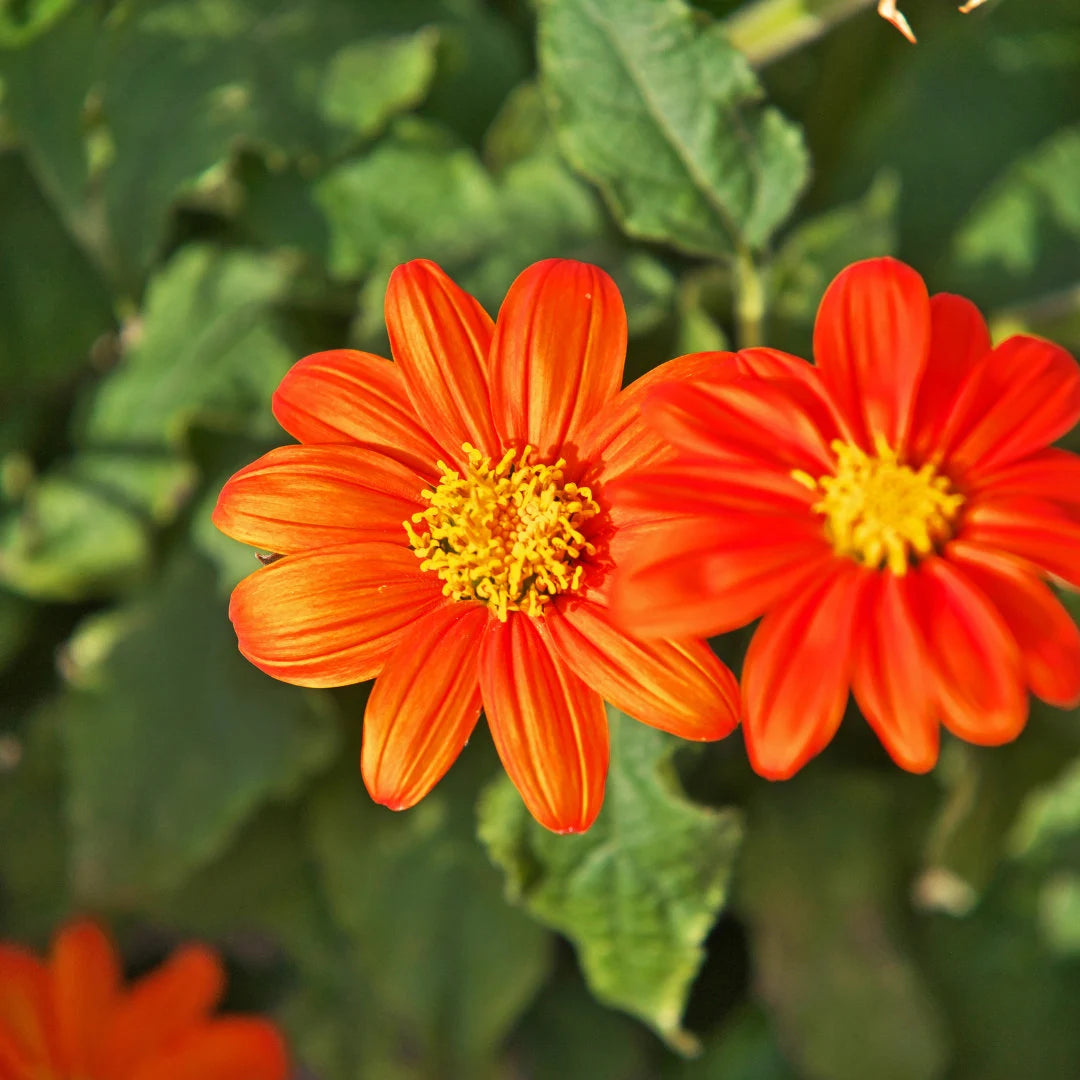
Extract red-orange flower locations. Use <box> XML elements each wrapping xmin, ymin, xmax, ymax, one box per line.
<box><xmin>612</xmin><ymin>257</ymin><xmax>1080</xmax><ymax>779</ymax></box>
<box><xmin>0</xmin><ymin>919</ymin><xmax>287</xmax><ymax>1080</ymax></box>
<box><xmin>213</xmin><ymin>259</ymin><xmax>739</xmax><ymax>833</ymax></box>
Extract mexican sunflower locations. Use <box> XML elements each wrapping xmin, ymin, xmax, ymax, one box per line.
<box><xmin>213</xmin><ymin>258</ymin><xmax>739</xmax><ymax>833</ymax></box>
<box><xmin>611</xmin><ymin>257</ymin><xmax>1080</xmax><ymax>779</ymax></box>
<box><xmin>0</xmin><ymin>919</ymin><xmax>287</xmax><ymax>1080</ymax></box>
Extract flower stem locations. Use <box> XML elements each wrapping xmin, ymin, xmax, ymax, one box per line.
<box><xmin>734</xmin><ymin>247</ymin><xmax>765</xmax><ymax>350</ymax></box>
<box><xmin>725</xmin><ymin>0</ymin><xmax>877</xmax><ymax>66</ymax></box>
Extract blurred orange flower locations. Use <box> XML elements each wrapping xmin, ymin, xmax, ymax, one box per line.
<box><xmin>0</xmin><ymin>919</ymin><xmax>287</xmax><ymax>1080</ymax></box>
<box><xmin>878</xmin><ymin>0</ymin><xmax>989</xmax><ymax>43</ymax></box>
<box><xmin>214</xmin><ymin>259</ymin><xmax>739</xmax><ymax>833</ymax></box>
<box><xmin>612</xmin><ymin>257</ymin><xmax>1080</xmax><ymax>778</ymax></box>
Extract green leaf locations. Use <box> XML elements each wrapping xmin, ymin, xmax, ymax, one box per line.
<box><xmin>61</xmin><ymin>552</ymin><xmax>340</xmax><ymax>903</ymax></box>
<box><xmin>0</xmin><ymin>151</ymin><xmax>112</xmax><ymax>394</ymax></box>
<box><xmin>320</xmin><ymin>29</ymin><xmax>440</xmax><ymax>140</ymax></box>
<box><xmin>0</xmin><ymin>701</ymin><xmax>69</xmax><ymax>942</ymax></box>
<box><xmin>538</xmin><ymin>0</ymin><xmax>809</xmax><ymax>257</ymax></box>
<box><xmin>307</xmin><ymin>755</ymin><xmax>551</xmax><ymax>1078</ymax></box>
<box><xmin>81</xmin><ymin>245</ymin><xmax>295</xmax><ymax>449</ymax></box>
<box><xmin>953</xmin><ymin>125</ymin><xmax>1080</xmax><ymax>277</ymax></box>
<box><xmin>0</xmin><ymin>469</ymin><xmax>151</xmax><ymax>601</ymax></box>
<box><xmin>0</xmin><ymin>0</ymin><xmax>73</xmax><ymax>47</ymax></box>
<box><xmin>737</xmin><ymin>771</ymin><xmax>949</xmax><ymax>1080</ymax></box>
<box><xmin>479</xmin><ymin>710</ymin><xmax>743</xmax><ymax>1053</ymax></box>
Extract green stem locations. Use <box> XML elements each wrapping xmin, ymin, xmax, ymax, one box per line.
<box><xmin>734</xmin><ymin>248</ymin><xmax>765</xmax><ymax>350</ymax></box>
<box><xmin>725</xmin><ymin>0</ymin><xmax>877</xmax><ymax>66</ymax></box>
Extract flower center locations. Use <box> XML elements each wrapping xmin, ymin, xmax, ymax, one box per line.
<box><xmin>405</xmin><ymin>443</ymin><xmax>600</xmax><ymax>620</ymax></box>
<box><xmin>793</xmin><ymin>436</ymin><xmax>963</xmax><ymax>574</ymax></box>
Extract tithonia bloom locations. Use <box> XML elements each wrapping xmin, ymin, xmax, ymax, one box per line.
<box><xmin>0</xmin><ymin>919</ymin><xmax>287</xmax><ymax>1080</ymax></box>
<box><xmin>612</xmin><ymin>257</ymin><xmax>1080</xmax><ymax>779</ymax></box>
<box><xmin>213</xmin><ymin>258</ymin><xmax>739</xmax><ymax>832</ymax></box>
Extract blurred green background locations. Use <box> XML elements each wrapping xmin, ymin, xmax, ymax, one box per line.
<box><xmin>2</xmin><ymin>0</ymin><xmax>1080</xmax><ymax>1076</ymax></box>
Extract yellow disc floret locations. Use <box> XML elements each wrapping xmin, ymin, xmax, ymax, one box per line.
<box><xmin>793</xmin><ymin>435</ymin><xmax>963</xmax><ymax>575</ymax></box>
<box><xmin>405</xmin><ymin>443</ymin><xmax>600</xmax><ymax>620</ymax></box>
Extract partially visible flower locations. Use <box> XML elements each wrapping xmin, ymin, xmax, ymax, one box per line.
<box><xmin>612</xmin><ymin>257</ymin><xmax>1080</xmax><ymax>779</ymax></box>
<box><xmin>0</xmin><ymin>919</ymin><xmax>287</xmax><ymax>1080</ymax></box>
<box><xmin>878</xmin><ymin>0</ymin><xmax>988</xmax><ymax>43</ymax></box>
<box><xmin>214</xmin><ymin>259</ymin><xmax>739</xmax><ymax>834</ymax></box>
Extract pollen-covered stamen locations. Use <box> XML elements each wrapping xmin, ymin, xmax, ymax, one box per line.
<box><xmin>793</xmin><ymin>436</ymin><xmax>964</xmax><ymax>575</ymax></box>
<box><xmin>405</xmin><ymin>443</ymin><xmax>600</xmax><ymax>620</ymax></box>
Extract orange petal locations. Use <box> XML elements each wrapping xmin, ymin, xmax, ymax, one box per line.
<box><xmin>851</xmin><ymin>570</ymin><xmax>939</xmax><ymax>772</ymax></box>
<box><xmin>962</xmin><ymin>496</ymin><xmax>1080</xmax><ymax>589</ymax></box>
<box><xmin>212</xmin><ymin>445</ymin><xmax>425</xmax><ymax>554</ymax></box>
<box><xmin>542</xmin><ymin>600</ymin><xmax>739</xmax><ymax>741</ymax></box>
<box><xmin>909</xmin><ymin>293</ymin><xmax>991</xmax><ymax>460</ymax></box>
<box><xmin>0</xmin><ymin>944</ymin><xmax>54</xmax><ymax>1077</ymax></box>
<box><xmin>969</xmin><ymin>448</ymin><xmax>1080</xmax><ymax>506</ymax></box>
<box><xmin>229</xmin><ymin>542</ymin><xmax>444</xmax><ymax>687</ymax></box>
<box><xmin>917</xmin><ymin>557</ymin><xmax>1027</xmax><ymax>746</ymax></box>
<box><xmin>50</xmin><ymin>920</ymin><xmax>121</xmax><ymax>1076</ymax></box>
<box><xmin>611</xmin><ymin>513</ymin><xmax>832</xmax><ymax>638</ymax></box>
<box><xmin>577</xmin><ymin>351</ymin><xmax>734</xmax><ymax>488</ymax></box>
<box><xmin>813</xmin><ymin>257</ymin><xmax>931</xmax><ymax>450</ymax></box>
<box><xmin>742</xmin><ymin>564</ymin><xmax>868</xmax><ymax>779</ymax></box>
<box><xmin>272</xmin><ymin>350</ymin><xmax>443</xmax><ymax>478</ymax></box>
<box><xmin>127</xmin><ymin>1018</ymin><xmax>287</xmax><ymax>1080</ymax></box>
<box><xmin>643</xmin><ymin>375</ymin><xmax>839</xmax><ymax>474</ymax></box>
<box><xmin>385</xmin><ymin>260</ymin><xmax>497</xmax><ymax>464</ymax></box>
<box><xmin>479</xmin><ymin>614</ymin><xmax>609</xmax><ymax>833</ymax></box>
<box><xmin>97</xmin><ymin>945</ymin><xmax>224</xmax><ymax>1079</ymax></box>
<box><xmin>361</xmin><ymin>603</ymin><xmax>486</xmax><ymax>810</ymax></box>
<box><xmin>940</xmin><ymin>336</ymin><xmax>1080</xmax><ymax>477</ymax></box>
<box><xmin>489</xmin><ymin>260</ymin><xmax>625</xmax><ymax>459</ymax></box>
<box><xmin>950</xmin><ymin>542</ymin><xmax>1080</xmax><ymax>709</ymax></box>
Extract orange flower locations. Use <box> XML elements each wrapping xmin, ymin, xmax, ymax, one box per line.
<box><xmin>0</xmin><ymin>919</ymin><xmax>287</xmax><ymax>1080</ymax></box>
<box><xmin>213</xmin><ymin>259</ymin><xmax>739</xmax><ymax>833</ymax></box>
<box><xmin>878</xmin><ymin>0</ymin><xmax>988</xmax><ymax>43</ymax></box>
<box><xmin>612</xmin><ymin>257</ymin><xmax>1080</xmax><ymax>779</ymax></box>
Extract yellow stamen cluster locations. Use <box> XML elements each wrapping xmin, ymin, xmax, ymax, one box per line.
<box><xmin>405</xmin><ymin>443</ymin><xmax>600</xmax><ymax>620</ymax></box>
<box><xmin>793</xmin><ymin>436</ymin><xmax>963</xmax><ymax>575</ymax></box>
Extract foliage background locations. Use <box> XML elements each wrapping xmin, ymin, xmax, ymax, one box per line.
<box><xmin>2</xmin><ymin>0</ymin><xmax>1080</xmax><ymax>1076</ymax></box>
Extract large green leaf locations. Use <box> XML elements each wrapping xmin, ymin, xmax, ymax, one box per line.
<box><xmin>538</xmin><ymin>0</ymin><xmax>808</xmax><ymax>257</ymax></box>
<box><xmin>479</xmin><ymin>710</ymin><xmax>743</xmax><ymax>1053</ymax></box>
<box><xmin>737</xmin><ymin>771</ymin><xmax>949</xmax><ymax>1080</ymax></box>
<box><xmin>61</xmin><ymin>552</ymin><xmax>340</xmax><ymax>903</ymax></box>
<box><xmin>307</xmin><ymin>753</ymin><xmax>550</xmax><ymax>1079</ymax></box>
<box><xmin>0</xmin><ymin>701</ymin><xmax>69</xmax><ymax>943</ymax></box>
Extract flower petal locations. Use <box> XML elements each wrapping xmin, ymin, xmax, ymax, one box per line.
<box><xmin>918</xmin><ymin>557</ymin><xmax>1027</xmax><ymax>745</ymax></box>
<box><xmin>480</xmin><ymin>614</ymin><xmax>609</xmax><ymax>833</ymax></box>
<box><xmin>51</xmin><ymin>921</ymin><xmax>120</xmax><ymax>1077</ymax></box>
<box><xmin>577</xmin><ymin>351</ymin><xmax>733</xmax><ymax>488</ymax></box>
<box><xmin>272</xmin><ymin>350</ymin><xmax>443</xmax><ymax>478</ymax></box>
<box><xmin>213</xmin><ymin>446</ymin><xmax>426</xmax><ymax>554</ymax></box>
<box><xmin>851</xmin><ymin>570</ymin><xmax>939</xmax><ymax>772</ymax></box>
<box><xmin>742</xmin><ymin>564</ymin><xmax>867</xmax><ymax>779</ymax></box>
<box><xmin>643</xmin><ymin>375</ymin><xmax>839</xmax><ymax>473</ymax></box>
<box><xmin>940</xmin><ymin>336</ymin><xmax>1080</xmax><ymax>477</ymax></box>
<box><xmin>490</xmin><ymin>259</ymin><xmax>625</xmax><ymax>459</ymax></box>
<box><xmin>962</xmin><ymin>496</ymin><xmax>1080</xmax><ymax>589</ymax></box>
<box><xmin>361</xmin><ymin>604</ymin><xmax>486</xmax><ymax>810</ymax></box>
<box><xmin>969</xmin><ymin>448</ymin><xmax>1080</xmax><ymax>506</ymax></box>
<box><xmin>128</xmin><ymin>1019</ymin><xmax>288</xmax><ymax>1080</ymax></box>
<box><xmin>0</xmin><ymin>944</ymin><xmax>54</xmax><ymax>1077</ymax></box>
<box><xmin>97</xmin><ymin>945</ymin><xmax>223</xmax><ymax>1079</ymax></box>
<box><xmin>229</xmin><ymin>542</ymin><xmax>444</xmax><ymax>687</ymax></box>
<box><xmin>909</xmin><ymin>293</ymin><xmax>991</xmax><ymax>459</ymax></box>
<box><xmin>813</xmin><ymin>257</ymin><xmax>931</xmax><ymax>449</ymax></box>
<box><xmin>612</xmin><ymin>513</ymin><xmax>832</xmax><ymax>638</ymax></box>
<box><xmin>949</xmin><ymin>542</ymin><xmax>1080</xmax><ymax>709</ymax></box>
<box><xmin>543</xmin><ymin>599</ymin><xmax>739</xmax><ymax>740</ymax></box>
<box><xmin>385</xmin><ymin>260</ymin><xmax>497</xmax><ymax>462</ymax></box>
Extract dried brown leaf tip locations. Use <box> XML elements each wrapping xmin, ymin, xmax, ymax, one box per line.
<box><xmin>878</xmin><ymin>0</ymin><xmax>989</xmax><ymax>43</ymax></box>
